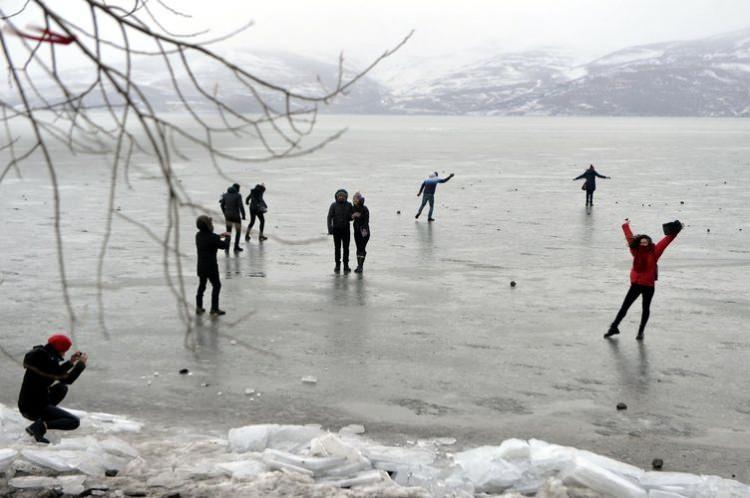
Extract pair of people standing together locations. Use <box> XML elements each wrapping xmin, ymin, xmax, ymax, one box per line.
<box><xmin>219</xmin><ymin>183</ymin><xmax>268</xmax><ymax>253</ymax></box>
<box><xmin>327</xmin><ymin>189</ymin><xmax>370</xmax><ymax>274</ymax></box>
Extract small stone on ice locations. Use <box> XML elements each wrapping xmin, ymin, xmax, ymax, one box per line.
<box><xmin>616</xmin><ymin>402</ymin><xmax>627</xmax><ymax>410</ymax></box>
<box><xmin>244</xmin><ymin>388</ymin><xmax>255</xmax><ymax>396</ymax></box>
<box><xmin>301</xmin><ymin>376</ymin><xmax>318</xmax><ymax>385</ymax></box>
<box><xmin>510</xmin><ymin>281</ymin><xmax>517</xmax><ymax>287</ymax></box>
<box><xmin>230</xmin><ymin>340</ymin><xmax>237</xmax><ymax>345</ymax></box>
<box><xmin>397</xmin><ymin>210</ymin><xmax>401</xmax><ymax>215</ymax></box>
<box><xmin>146</xmin><ymin>381</ymin><xmax>152</xmax><ymax>386</ymax></box>
<box><xmin>179</xmin><ymin>368</ymin><xmax>189</xmax><ymax>375</ymax></box>
<box><xmin>652</xmin><ymin>458</ymin><xmax>664</xmax><ymax>470</ymax></box>
<box><xmin>153</xmin><ymin>372</ymin><xmax>159</xmax><ymax>377</ymax></box>
<box><xmin>105</xmin><ymin>469</ymin><xmax>119</xmax><ymax>477</ymax></box>
<box><xmin>217</xmin><ymin>391</ymin><xmax>223</xmax><ymax>396</ymax></box>
<box><xmin>200</xmin><ymin>382</ymin><xmax>209</xmax><ymax>387</ymax></box>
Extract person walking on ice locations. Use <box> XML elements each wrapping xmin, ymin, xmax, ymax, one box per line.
<box><xmin>605</xmin><ymin>218</ymin><xmax>682</xmax><ymax>341</ymax></box>
<box><xmin>573</xmin><ymin>165</ymin><xmax>610</xmax><ymax>206</ymax></box>
<box><xmin>415</xmin><ymin>171</ymin><xmax>454</xmax><ymax>221</ymax></box>
<box><xmin>18</xmin><ymin>334</ymin><xmax>88</xmax><ymax>443</ymax></box>
<box><xmin>195</xmin><ymin>215</ymin><xmax>231</xmax><ymax>316</ymax></box>
<box><xmin>244</xmin><ymin>183</ymin><xmax>268</xmax><ymax>242</ymax></box>
<box><xmin>220</xmin><ymin>183</ymin><xmax>245</xmax><ymax>252</ymax></box>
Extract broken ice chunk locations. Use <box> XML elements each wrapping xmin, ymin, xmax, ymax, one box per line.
<box><xmin>215</xmin><ymin>459</ymin><xmax>267</xmax><ymax>480</ymax></box>
<box><xmin>0</xmin><ymin>448</ymin><xmax>17</xmax><ymax>471</ymax></box>
<box><xmin>453</xmin><ymin>446</ymin><xmax>523</xmax><ymax>493</ymax></box>
<box><xmin>563</xmin><ymin>456</ymin><xmax>647</xmax><ymax>498</ymax></box>
<box><xmin>301</xmin><ymin>376</ymin><xmax>318</xmax><ymax>385</ymax></box>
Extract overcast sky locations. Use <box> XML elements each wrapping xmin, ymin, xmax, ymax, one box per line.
<box><xmin>5</xmin><ymin>0</ymin><xmax>750</xmax><ymax>66</ymax></box>
<box><xmin>169</xmin><ymin>0</ymin><xmax>750</xmax><ymax>60</ymax></box>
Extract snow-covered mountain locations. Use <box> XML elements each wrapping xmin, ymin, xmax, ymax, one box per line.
<box><xmin>384</xmin><ymin>28</ymin><xmax>750</xmax><ymax>116</ymax></box>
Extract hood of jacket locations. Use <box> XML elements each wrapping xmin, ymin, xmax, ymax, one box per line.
<box><xmin>334</xmin><ymin>189</ymin><xmax>348</xmax><ymax>202</ymax></box>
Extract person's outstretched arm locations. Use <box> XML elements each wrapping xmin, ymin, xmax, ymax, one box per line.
<box><xmin>417</xmin><ymin>182</ymin><xmax>425</xmax><ymax>196</ymax></box>
<box><xmin>595</xmin><ymin>171</ymin><xmax>609</xmax><ymax>179</ymax></box>
<box><xmin>438</xmin><ymin>173</ymin><xmax>455</xmax><ymax>183</ymax></box>
<box><xmin>655</xmin><ymin>222</ymin><xmax>681</xmax><ymax>259</ymax></box>
<box><xmin>573</xmin><ymin>172</ymin><xmax>586</xmax><ymax>180</ymax></box>
<box><xmin>622</xmin><ymin>220</ymin><xmax>636</xmax><ymax>255</ymax></box>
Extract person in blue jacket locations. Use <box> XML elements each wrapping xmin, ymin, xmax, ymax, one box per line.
<box><xmin>415</xmin><ymin>171</ymin><xmax>454</xmax><ymax>221</ymax></box>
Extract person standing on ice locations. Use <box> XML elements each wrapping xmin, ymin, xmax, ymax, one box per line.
<box><xmin>351</xmin><ymin>192</ymin><xmax>370</xmax><ymax>273</ymax></box>
<box><xmin>195</xmin><ymin>215</ymin><xmax>231</xmax><ymax>316</ymax></box>
<box><xmin>244</xmin><ymin>183</ymin><xmax>268</xmax><ymax>242</ymax></box>
<box><xmin>415</xmin><ymin>171</ymin><xmax>454</xmax><ymax>221</ymax></box>
<box><xmin>573</xmin><ymin>165</ymin><xmax>610</xmax><ymax>206</ymax></box>
<box><xmin>18</xmin><ymin>334</ymin><xmax>87</xmax><ymax>444</ymax></box>
<box><xmin>604</xmin><ymin>219</ymin><xmax>682</xmax><ymax>341</ymax></box>
<box><xmin>327</xmin><ymin>188</ymin><xmax>354</xmax><ymax>273</ymax></box>
<box><xmin>219</xmin><ymin>183</ymin><xmax>245</xmax><ymax>252</ymax></box>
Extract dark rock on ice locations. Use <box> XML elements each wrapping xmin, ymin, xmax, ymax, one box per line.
<box><xmin>652</xmin><ymin>458</ymin><xmax>664</xmax><ymax>470</ymax></box>
<box><xmin>616</xmin><ymin>402</ymin><xmax>627</xmax><ymax>410</ymax></box>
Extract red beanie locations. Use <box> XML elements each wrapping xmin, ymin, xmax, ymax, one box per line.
<box><xmin>47</xmin><ymin>334</ymin><xmax>72</xmax><ymax>354</ymax></box>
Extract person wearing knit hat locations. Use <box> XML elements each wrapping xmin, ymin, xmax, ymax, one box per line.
<box><xmin>18</xmin><ymin>334</ymin><xmax>88</xmax><ymax>443</ymax></box>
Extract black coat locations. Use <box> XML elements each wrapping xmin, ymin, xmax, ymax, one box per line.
<box><xmin>221</xmin><ymin>189</ymin><xmax>245</xmax><ymax>221</ymax></box>
<box><xmin>196</xmin><ymin>230</ymin><xmax>229</xmax><ymax>276</ymax></box>
<box><xmin>352</xmin><ymin>204</ymin><xmax>369</xmax><ymax>231</ymax></box>
<box><xmin>18</xmin><ymin>344</ymin><xmax>85</xmax><ymax>415</ymax></box>
<box><xmin>328</xmin><ymin>200</ymin><xmax>353</xmax><ymax>233</ymax></box>
<box><xmin>574</xmin><ymin>169</ymin><xmax>607</xmax><ymax>191</ymax></box>
<box><xmin>245</xmin><ymin>186</ymin><xmax>268</xmax><ymax>214</ymax></box>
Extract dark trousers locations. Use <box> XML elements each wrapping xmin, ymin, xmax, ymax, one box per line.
<box><xmin>612</xmin><ymin>284</ymin><xmax>655</xmax><ymax>332</ymax></box>
<box><xmin>354</xmin><ymin>228</ymin><xmax>370</xmax><ymax>257</ymax></box>
<box><xmin>332</xmin><ymin>228</ymin><xmax>350</xmax><ymax>264</ymax></box>
<box><xmin>21</xmin><ymin>384</ymin><xmax>80</xmax><ymax>431</ymax></box>
<box><xmin>197</xmin><ymin>273</ymin><xmax>221</xmax><ymax>311</ymax></box>
<box><xmin>247</xmin><ymin>211</ymin><xmax>265</xmax><ymax>234</ymax></box>
<box><xmin>585</xmin><ymin>190</ymin><xmax>594</xmax><ymax>205</ymax></box>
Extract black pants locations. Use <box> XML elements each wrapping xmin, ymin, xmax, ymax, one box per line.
<box><xmin>612</xmin><ymin>284</ymin><xmax>655</xmax><ymax>332</ymax></box>
<box><xmin>197</xmin><ymin>273</ymin><xmax>221</xmax><ymax>311</ymax></box>
<box><xmin>247</xmin><ymin>211</ymin><xmax>265</xmax><ymax>234</ymax></box>
<box><xmin>21</xmin><ymin>384</ymin><xmax>80</xmax><ymax>431</ymax></box>
<box><xmin>332</xmin><ymin>228</ymin><xmax>350</xmax><ymax>264</ymax></box>
<box><xmin>585</xmin><ymin>190</ymin><xmax>594</xmax><ymax>205</ymax></box>
<box><xmin>354</xmin><ymin>227</ymin><xmax>370</xmax><ymax>257</ymax></box>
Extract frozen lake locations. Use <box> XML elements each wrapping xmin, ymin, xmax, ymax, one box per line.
<box><xmin>1</xmin><ymin>115</ymin><xmax>749</xmax><ymax>481</ymax></box>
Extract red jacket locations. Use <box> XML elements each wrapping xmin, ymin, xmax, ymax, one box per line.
<box><xmin>623</xmin><ymin>223</ymin><xmax>676</xmax><ymax>287</ymax></box>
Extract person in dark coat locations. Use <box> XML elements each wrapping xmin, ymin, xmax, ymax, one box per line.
<box><xmin>219</xmin><ymin>183</ymin><xmax>245</xmax><ymax>252</ymax></box>
<box><xmin>195</xmin><ymin>215</ymin><xmax>231</xmax><ymax>316</ymax></box>
<box><xmin>573</xmin><ymin>165</ymin><xmax>610</xmax><ymax>206</ymax></box>
<box><xmin>351</xmin><ymin>192</ymin><xmax>370</xmax><ymax>273</ymax></box>
<box><xmin>416</xmin><ymin>171</ymin><xmax>454</xmax><ymax>221</ymax></box>
<box><xmin>327</xmin><ymin>189</ymin><xmax>353</xmax><ymax>273</ymax></box>
<box><xmin>604</xmin><ymin>219</ymin><xmax>682</xmax><ymax>340</ymax></box>
<box><xmin>244</xmin><ymin>183</ymin><xmax>268</xmax><ymax>242</ymax></box>
<box><xmin>18</xmin><ymin>334</ymin><xmax>87</xmax><ymax>443</ymax></box>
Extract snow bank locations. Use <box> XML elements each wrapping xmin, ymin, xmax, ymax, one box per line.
<box><xmin>2</xmin><ymin>402</ymin><xmax>749</xmax><ymax>497</ymax></box>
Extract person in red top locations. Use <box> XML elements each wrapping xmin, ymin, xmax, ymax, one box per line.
<box><xmin>604</xmin><ymin>219</ymin><xmax>682</xmax><ymax>340</ymax></box>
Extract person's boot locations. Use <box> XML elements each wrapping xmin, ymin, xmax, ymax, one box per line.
<box><xmin>603</xmin><ymin>325</ymin><xmax>620</xmax><ymax>338</ymax></box>
<box><xmin>26</xmin><ymin>419</ymin><xmax>49</xmax><ymax>444</ymax></box>
<box><xmin>343</xmin><ymin>262</ymin><xmax>352</xmax><ymax>274</ymax></box>
<box><xmin>210</xmin><ymin>309</ymin><xmax>226</xmax><ymax>316</ymax></box>
<box><xmin>259</xmin><ymin>233</ymin><xmax>268</xmax><ymax>241</ymax></box>
<box><xmin>354</xmin><ymin>255</ymin><xmax>364</xmax><ymax>273</ymax></box>
<box><xmin>196</xmin><ymin>297</ymin><xmax>205</xmax><ymax>315</ymax></box>
<box><xmin>428</xmin><ymin>217</ymin><xmax>435</xmax><ymax>222</ymax></box>
<box><xmin>636</xmin><ymin>327</ymin><xmax>645</xmax><ymax>341</ymax></box>
<box><xmin>334</xmin><ymin>262</ymin><xmax>341</xmax><ymax>273</ymax></box>
<box><xmin>245</xmin><ymin>231</ymin><xmax>251</xmax><ymax>241</ymax></box>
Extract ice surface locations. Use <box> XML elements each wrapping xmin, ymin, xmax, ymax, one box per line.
<box><xmin>228</xmin><ymin>424</ymin><xmax>324</xmax><ymax>453</ymax></box>
<box><xmin>648</xmin><ymin>491</ymin><xmax>687</xmax><ymax>498</ymax></box>
<box><xmin>8</xmin><ymin>475</ymin><xmax>60</xmax><ymax>489</ymax></box>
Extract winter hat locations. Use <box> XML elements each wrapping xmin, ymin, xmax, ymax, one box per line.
<box><xmin>196</xmin><ymin>215</ymin><xmax>212</xmax><ymax>231</ymax></box>
<box><xmin>335</xmin><ymin>189</ymin><xmax>348</xmax><ymax>200</ymax></box>
<box><xmin>47</xmin><ymin>334</ymin><xmax>72</xmax><ymax>354</ymax></box>
<box><xmin>429</xmin><ymin>172</ymin><xmax>438</xmax><ymax>178</ymax></box>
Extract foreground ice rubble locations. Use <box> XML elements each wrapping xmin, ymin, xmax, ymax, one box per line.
<box><xmin>2</xmin><ymin>403</ymin><xmax>749</xmax><ymax>496</ymax></box>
